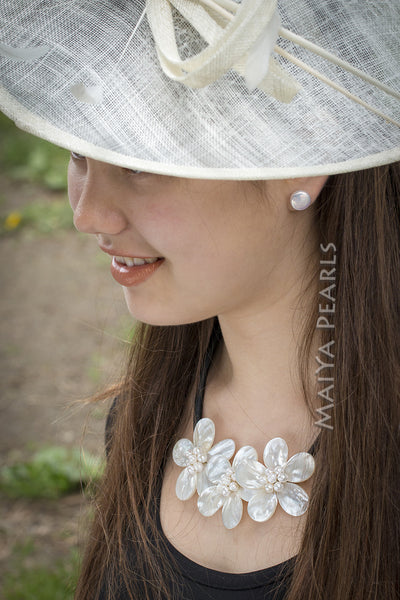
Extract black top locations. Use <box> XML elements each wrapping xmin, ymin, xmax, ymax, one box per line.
<box><xmin>103</xmin><ymin>321</ymin><xmax>317</xmax><ymax>599</ymax></box>
<box><xmin>154</xmin><ymin>505</ymin><xmax>295</xmax><ymax>600</ymax></box>
<box><xmin>104</xmin><ymin>398</ymin><xmax>299</xmax><ymax>600</ymax></box>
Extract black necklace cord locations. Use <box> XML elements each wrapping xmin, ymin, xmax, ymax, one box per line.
<box><xmin>193</xmin><ymin>318</ymin><xmax>222</xmax><ymax>429</ymax></box>
<box><xmin>192</xmin><ymin>318</ymin><xmax>319</xmax><ymax>458</ymax></box>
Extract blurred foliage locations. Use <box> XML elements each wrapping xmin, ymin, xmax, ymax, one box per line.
<box><xmin>2</xmin><ymin>540</ymin><xmax>79</xmax><ymax>600</ymax></box>
<box><xmin>0</xmin><ymin>112</ymin><xmax>69</xmax><ymax>190</ymax></box>
<box><xmin>114</xmin><ymin>313</ymin><xmax>137</xmax><ymax>344</ymax></box>
<box><xmin>1</xmin><ymin>199</ymin><xmax>73</xmax><ymax>235</ymax></box>
<box><xmin>0</xmin><ymin>446</ymin><xmax>104</xmax><ymax>499</ymax></box>
<box><xmin>86</xmin><ymin>351</ymin><xmax>106</xmax><ymax>385</ymax></box>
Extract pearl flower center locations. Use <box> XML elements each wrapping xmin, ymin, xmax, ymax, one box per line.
<box><xmin>186</xmin><ymin>447</ymin><xmax>207</xmax><ymax>474</ymax></box>
<box><xmin>217</xmin><ymin>467</ymin><xmax>240</xmax><ymax>496</ymax></box>
<box><xmin>264</xmin><ymin>465</ymin><xmax>288</xmax><ymax>493</ymax></box>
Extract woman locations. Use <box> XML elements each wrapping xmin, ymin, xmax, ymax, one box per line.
<box><xmin>0</xmin><ymin>1</ymin><xmax>399</xmax><ymax>599</ymax></box>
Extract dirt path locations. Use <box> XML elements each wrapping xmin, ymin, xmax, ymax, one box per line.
<box><xmin>0</xmin><ymin>176</ymin><xmax>132</xmax><ymax>585</ymax></box>
<box><xmin>0</xmin><ymin>230</ymin><xmax>128</xmax><ymax>455</ymax></box>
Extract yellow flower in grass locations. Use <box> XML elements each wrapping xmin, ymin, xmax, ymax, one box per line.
<box><xmin>4</xmin><ymin>211</ymin><xmax>22</xmax><ymax>230</ymax></box>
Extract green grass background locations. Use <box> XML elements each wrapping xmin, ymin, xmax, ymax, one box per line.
<box><xmin>0</xmin><ymin>113</ymin><xmax>94</xmax><ymax>599</ymax></box>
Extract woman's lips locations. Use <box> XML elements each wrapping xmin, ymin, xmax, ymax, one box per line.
<box><xmin>110</xmin><ymin>256</ymin><xmax>164</xmax><ymax>286</ymax></box>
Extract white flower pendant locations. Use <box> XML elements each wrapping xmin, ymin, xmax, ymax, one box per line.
<box><xmin>173</xmin><ymin>418</ymin><xmax>315</xmax><ymax>529</ymax></box>
<box><xmin>173</xmin><ymin>418</ymin><xmax>235</xmax><ymax>501</ymax></box>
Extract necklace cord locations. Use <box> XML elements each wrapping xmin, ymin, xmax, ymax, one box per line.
<box><xmin>193</xmin><ymin>319</ymin><xmax>222</xmax><ymax>428</ymax></box>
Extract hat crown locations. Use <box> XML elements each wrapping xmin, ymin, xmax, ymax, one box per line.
<box><xmin>0</xmin><ymin>0</ymin><xmax>399</xmax><ymax>178</ymax></box>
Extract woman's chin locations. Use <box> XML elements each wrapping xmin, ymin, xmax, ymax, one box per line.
<box><xmin>122</xmin><ymin>291</ymin><xmax>213</xmax><ymax>327</ymax></box>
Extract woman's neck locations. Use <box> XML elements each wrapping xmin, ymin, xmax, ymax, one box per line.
<box><xmin>204</xmin><ymin>273</ymin><xmax>320</xmax><ymax>454</ymax></box>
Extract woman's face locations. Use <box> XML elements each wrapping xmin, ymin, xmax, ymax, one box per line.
<box><xmin>68</xmin><ymin>156</ymin><xmax>323</xmax><ymax>325</ymax></box>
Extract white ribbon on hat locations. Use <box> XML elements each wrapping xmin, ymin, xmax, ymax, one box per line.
<box><xmin>146</xmin><ymin>0</ymin><xmax>301</xmax><ymax>103</ymax></box>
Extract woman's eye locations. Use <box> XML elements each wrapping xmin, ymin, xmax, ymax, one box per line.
<box><xmin>70</xmin><ymin>151</ymin><xmax>144</xmax><ymax>176</ymax></box>
<box><xmin>70</xmin><ymin>151</ymin><xmax>85</xmax><ymax>160</ymax></box>
<box><xmin>124</xmin><ymin>166</ymin><xmax>145</xmax><ymax>177</ymax></box>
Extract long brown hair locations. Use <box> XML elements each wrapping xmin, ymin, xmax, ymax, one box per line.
<box><xmin>75</xmin><ymin>163</ymin><xmax>400</xmax><ymax>600</ymax></box>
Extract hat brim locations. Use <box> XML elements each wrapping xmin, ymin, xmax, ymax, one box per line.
<box><xmin>2</xmin><ymin>85</ymin><xmax>399</xmax><ymax>180</ymax></box>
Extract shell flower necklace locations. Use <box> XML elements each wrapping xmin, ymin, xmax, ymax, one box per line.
<box><xmin>172</xmin><ymin>322</ymin><xmax>317</xmax><ymax>530</ymax></box>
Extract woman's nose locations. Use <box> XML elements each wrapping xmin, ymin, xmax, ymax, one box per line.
<box><xmin>69</xmin><ymin>159</ymin><xmax>129</xmax><ymax>235</ymax></box>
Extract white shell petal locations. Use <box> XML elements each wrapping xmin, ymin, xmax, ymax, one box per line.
<box><xmin>285</xmin><ymin>453</ymin><xmax>315</xmax><ymax>482</ymax></box>
<box><xmin>248</xmin><ymin>490</ymin><xmax>278</xmax><ymax>522</ymax></box>
<box><xmin>196</xmin><ymin>468</ymin><xmax>211</xmax><ymax>495</ymax></box>
<box><xmin>240</xmin><ymin>487</ymin><xmax>258</xmax><ymax>502</ymax></box>
<box><xmin>176</xmin><ymin>468</ymin><xmax>197</xmax><ymax>501</ymax></box>
<box><xmin>233</xmin><ymin>445</ymin><xmax>258</xmax><ymax>468</ymax></box>
<box><xmin>263</xmin><ymin>437</ymin><xmax>288</xmax><ymax>468</ymax></box>
<box><xmin>206</xmin><ymin>455</ymin><xmax>230</xmax><ymax>484</ymax></box>
<box><xmin>235</xmin><ymin>458</ymin><xmax>266</xmax><ymax>489</ymax></box>
<box><xmin>197</xmin><ymin>487</ymin><xmax>224</xmax><ymax>517</ymax></box>
<box><xmin>172</xmin><ymin>438</ymin><xmax>194</xmax><ymax>467</ymax></box>
<box><xmin>222</xmin><ymin>493</ymin><xmax>243</xmax><ymax>529</ymax></box>
<box><xmin>208</xmin><ymin>438</ymin><xmax>235</xmax><ymax>460</ymax></box>
<box><xmin>193</xmin><ymin>418</ymin><xmax>215</xmax><ymax>452</ymax></box>
<box><xmin>277</xmin><ymin>482</ymin><xmax>309</xmax><ymax>516</ymax></box>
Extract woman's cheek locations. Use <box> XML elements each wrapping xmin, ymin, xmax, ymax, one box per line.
<box><xmin>140</xmin><ymin>206</ymin><xmax>195</xmax><ymax>255</ymax></box>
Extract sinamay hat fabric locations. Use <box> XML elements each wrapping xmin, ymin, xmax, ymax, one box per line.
<box><xmin>0</xmin><ymin>0</ymin><xmax>399</xmax><ymax>180</ymax></box>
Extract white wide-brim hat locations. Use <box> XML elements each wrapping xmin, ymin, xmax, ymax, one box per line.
<box><xmin>0</xmin><ymin>0</ymin><xmax>399</xmax><ymax>180</ymax></box>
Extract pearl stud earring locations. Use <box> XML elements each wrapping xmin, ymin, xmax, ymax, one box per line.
<box><xmin>289</xmin><ymin>190</ymin><xmax>312</xmax><ymax>211</ymax></box>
